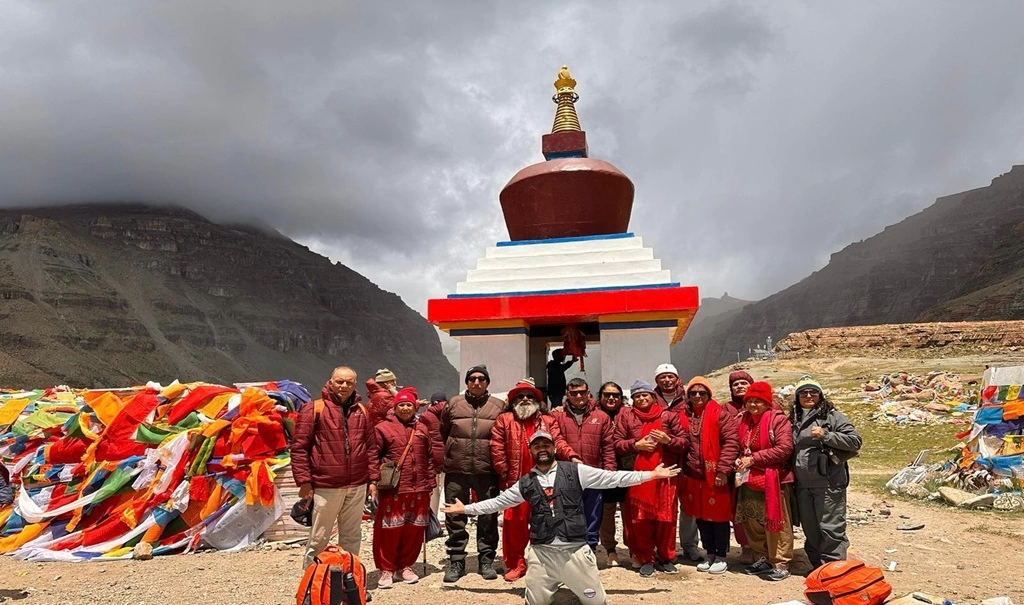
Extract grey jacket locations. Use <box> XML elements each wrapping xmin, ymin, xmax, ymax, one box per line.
<box><xmin>791</xmin><ymin>406</ymin><xmax>862</xmax><ymax>489</ymax></box>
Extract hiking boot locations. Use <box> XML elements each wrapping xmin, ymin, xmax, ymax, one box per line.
<box><xmin>399</xmin><ymin>567</ymin><xmax>419</xmax><ymax>584</ymax></box>
<box><xmin>709</xmin><ymin>559</ymin><xmax>729</xmax><ymax>575</ymax></box>
<box><xmin>639</xmin><ymin>563</ymin><xmax>655</xmax><ymax>577</ymax></box>
<box><xmin>744</xmin><ymin>557</ymin><xmax>773</xmax><ymax>575</ymax></box>
<box><xmin>696</xmin><ymin>559</ymin><xmax>712</xmax><ymax>572</ymax></box>
<box><xmin>479</xmin><ymin>562</ymin><xmax>499</xmax><ymax>580</ymax></box>
<box><xmin>765</xmin><ymin>568</ymin><xmax>790</xmax><ymax>582</ymax></box>
<box><xmin>443</xmin><ymin>561</ymin><xmax>465</xmax><ymax>583</ymax></box>
<box><xmin>503</xmin><ymin>564</ymin><xmax>527</xmax><ymax>582</ymax></box>
<box><xmin>656</xmin><ymin>561</ymin><xmax>678</xmax><ymax>574</ymax></box>
<box><xmin>377</xmin><ymin>571</ymin><xmax>393</xmax><ymax>589</ymax></box>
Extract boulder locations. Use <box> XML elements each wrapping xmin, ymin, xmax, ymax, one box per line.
<box><xmin>960</xmin><ymin>493</ymin><xmax>996</xmax><ymax>509</ymax></box>
<box><xmin>132</xmin><ymin>541</ymin><xmax>154</xmax><ymax>561</ymax></box>
<box><xmin>938</xmin><ymin>486</ymin><xmax>975</xmax><ymax>506</ymax></box>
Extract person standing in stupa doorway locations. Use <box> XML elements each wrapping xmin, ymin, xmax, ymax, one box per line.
<box><xmin>546</xmin><ymin>348</ymin><xmax>577</xmax><ymax>410</ymax></box>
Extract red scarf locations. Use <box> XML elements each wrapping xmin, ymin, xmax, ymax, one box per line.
<box><xmin>683</xmin><ymin>400</ymin><xmax>723</xmax><ymax>485</ymax></box>
<box><xmin>629</xmin><ymin>403</ymin><xmax>676</xmax><ymax>521</ymax></box>
<box><xmin>739</xmin><ymin>410</ymin><xmax>783</xmax><ymax>533</ymax></box>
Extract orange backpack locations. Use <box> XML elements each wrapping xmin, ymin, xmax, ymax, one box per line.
<box><xmin>805</xmin><ymin>560</ymin><xmax>892</xmax><ymax>605</ymax></box>
<box><xmin>296</xmin><ymin>546</ymin><xmax>367</xmax><ymax>605</ymax></box>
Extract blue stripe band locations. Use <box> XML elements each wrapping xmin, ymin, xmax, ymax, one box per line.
<box><xmin>449</xmin><ymin>327</ymin><xmax>529</xmax><ymax>337</ymax></box>
<box><xmin>495</xmin><ymin>232</ymin><xmax>635</xmax><ymax>247</ymax></box>
<box><xmin>600</xmin><ymin>320</ymin><xmax>678</xmax><ymax>330</ymax></box>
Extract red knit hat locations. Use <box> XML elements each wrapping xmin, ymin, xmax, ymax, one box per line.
<box><xmin>394</xmin><ymin>387</ymin><xmax>418</xmax><ymax>407</ymax></box>
<box><xmin>742</xmin><ymin>381</ymin><xmax>773</xmax><ymax>405</ymax></box>
<box><xmin>728</xmin><ymin>370</ymin><xmax>754</xmax><ymax>386</ymax></box>
<box><xmin>507</xmin><ymin>378</ymin><xmax>543</xmax><ymax>403</ymax></box>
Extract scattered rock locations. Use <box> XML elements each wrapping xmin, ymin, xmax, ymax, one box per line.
<box><xmin>938</xmin><ymin>486</ymin><xmax>975</xmax><ymax>506</ymax></box>
<box><xmin>133</xmin><ymin>542</ymin><xmax>154</xmax><ymax>561</ymax></box>
<box><xmin>897</xmin><ymin>522</ymin><xmax>925</xmax><ymax>531</ymax></box>
<box><xmin>960</xmin><ymin>493</ymin><xmax>996</xmax><ymax>509</ymax></box>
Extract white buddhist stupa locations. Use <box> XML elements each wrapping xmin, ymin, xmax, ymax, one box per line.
<box><xmin>427</xmin><ymin>67</ymin><xmax>699</xmax><ymax>395</ymax></box>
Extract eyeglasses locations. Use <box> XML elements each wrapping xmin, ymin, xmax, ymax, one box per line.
<box><xmin>601</xmin><ymin>392</ymin><xmax>622</xmax><ymax>399</ymax></box>
<box><xmin>567</xmin><ymin>390</ymin><xmax>588</xmax><ymax>397</ymax></box>
<box><xmin>798</xmin><ymin>390</ymin><xmax>819</xmax><ymax>398</ymax></box>
<box><xmin>467</xmin><ymin>376</ymin><xmax>488</xmax><ymax>384</ymax></box>
<box><xmin>513</xmin><ymin>393</ymin><xmax>534</xmax><ymax>401</ymax></box>
<box><xmin>688</xmin><ymin>391</ymin><xmax>709</xmax><ymax>398</ymax></box>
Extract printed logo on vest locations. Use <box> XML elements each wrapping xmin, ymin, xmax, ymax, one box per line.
<box><xmin>583</xmin><ymin>588</ymin><xmax>597</xmax><ymax>599</ymax></box>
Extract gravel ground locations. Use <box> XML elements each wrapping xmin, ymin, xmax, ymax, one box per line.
<box><xmin>1</xmin><ymin>489</ymin><xmax>1021</xmax><ymax>605</ymax></box>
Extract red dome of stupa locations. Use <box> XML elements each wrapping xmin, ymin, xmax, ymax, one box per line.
<box><xmin>499</xmin><ymin>66</ymin><xmax>634</xmax><ymax>241</ymax></box>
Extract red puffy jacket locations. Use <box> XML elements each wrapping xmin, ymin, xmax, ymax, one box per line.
<box><xmin>418</xmin><ymin>400</ymin><xmax>446</xmax><ymax>472</ymax></box>
<box><xmin>365</xmin><ymin>379</ymin><xmax>395</xmax><ymax>425</ymax></box>
<box><xmin>291</xmin><ymin>394</ymin><xmax>375</xmax><ymax>489</ymax></box>
<box><xmin>490</xmin><ymin>412</ymin><xmax>578</xmax><ymax>489</ymax></box>
<box><xmin>552</xmin><ymin>399</ymin><xmax>616</xmax><ymax>471</ymax></box>
<box><xmin>612</xmin><ymin>406</ymin><xmax>689</xmax><ymax>468</ymax></box>
<box><xmin>369</xmin><ymin>415</ymin><xmax>440</xmax><ymax>495</ymax></box>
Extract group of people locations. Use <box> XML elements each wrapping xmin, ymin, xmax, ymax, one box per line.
<box><xmin>290</xmin><ymin>361</ymin><xmax>862</xmax><ymax>602</ymax></box>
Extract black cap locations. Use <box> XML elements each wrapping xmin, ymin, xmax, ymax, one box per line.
<box><xmin>290</xmin><ymin>499</ymin><xmax>313</xmax><ymax>527</ymax></box>
<box><xmin>465</xmin><ymin>364</ymin><xmax>490</xmax><ymax>384</ymax></box>
<box><xmin>430</xmin><ymin>392</ymin><xmax>448</xmax><ymax>405</ymax></box>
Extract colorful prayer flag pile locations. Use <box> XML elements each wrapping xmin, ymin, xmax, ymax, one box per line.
<box><xmin>0</xmin><ymin>379</ymin><xmax>311</xmax><ymax>562</ymax></box>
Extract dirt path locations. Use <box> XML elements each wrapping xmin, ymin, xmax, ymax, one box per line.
<box><xmin>1</xmin><ymin>488</ymin><xmax>1019</xmax><ymax>605</ymax></box>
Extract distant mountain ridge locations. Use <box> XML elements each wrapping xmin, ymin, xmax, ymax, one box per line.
<box><xmin>0</xmin><ymin>203</ymin><xmax>458</xmax><ymax>393</ymax></box>
<box><xmin>673</xmin><ymin>164</ymin><xmax>1024</xmax><ymax>376</ymax></box>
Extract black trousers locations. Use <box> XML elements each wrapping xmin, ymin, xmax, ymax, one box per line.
<box><xmin>444</xmin><ymin>472</ymin><xmax>500</xmax><ymax>565</ymax></box>
<box><xmin>696</xmin><ymin>519</ymin><xmax>731</xmax><ymax>558</ymax></box>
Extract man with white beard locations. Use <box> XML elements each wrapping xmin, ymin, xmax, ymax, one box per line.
<box><xmin>490</xmin><ymin>379</ymin><xmax>581</xmax><ymax>581</ymax></box>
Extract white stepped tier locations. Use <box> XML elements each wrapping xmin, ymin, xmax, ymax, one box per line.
<box><xmin>454</xmin><ymin>235</ymin><xmax>674</xmax><ymax>295</ymax></box>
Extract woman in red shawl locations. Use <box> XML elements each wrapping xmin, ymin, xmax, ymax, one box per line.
<box><xmin>613</xmin><ymin>379</ymin><xmax>688</xmax><ymax>578</ymax></box>
<box><xmin>679</xmin><ymin>376</ymin><xmax>739</xmax><ymax>575</ymax></box>
<box><xmin>734</xmin><ymin>381</ymin><xmax>795</xmax><ymax>582</ymax></box>
<box><xmin>369</xmin><ymin>387</ymin><xmax>441</xmax><ymax>589</ymax></box>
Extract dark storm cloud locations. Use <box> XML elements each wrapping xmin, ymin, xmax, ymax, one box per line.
<box><xmin>3</xmin><ymin>0</ymin><xmax>1024</xmax><ymax>324</ymax></box>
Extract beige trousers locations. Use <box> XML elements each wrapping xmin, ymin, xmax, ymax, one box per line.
<box><xmin>741</xmin><ymin>487</ymin><xmax>794</xmax><ymax>569</ymax></box>
<box><xmin>302</xmin><ymin>485</ymin><xmax>367</xmax><ymax>568</ymax></box>
<box><xmin>525</xmin><ymin>544</ymin><xmax>606</xmax><ymax>605</ymax></box>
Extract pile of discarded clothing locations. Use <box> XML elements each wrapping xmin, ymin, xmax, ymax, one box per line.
<box><xmin>863</xmin><ymin>371</ymin><xmax>977</xmax><ymax>425</ymax></box>
<box><xmin>0</xmin><ymin>379</ymin><xmax>310</xmax><ymax>561</ymax></box>
<box><xmin>886</xmin><ymin>367</ymin><xmax>1024</xmax><ymax>510</ymax></box>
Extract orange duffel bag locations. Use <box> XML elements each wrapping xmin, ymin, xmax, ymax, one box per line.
<box><xmin>805</xmin><ymin>560</ymin><xmax>892</xmax><ymax>605</ymax></box>
<box><xmin>296</xmin><ymin>545</ymin><xmax>367</xmax><ymax>605</ymax></box>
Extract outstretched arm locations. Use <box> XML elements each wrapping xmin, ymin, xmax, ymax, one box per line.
<box><xmin>444</xmin><ymin>482</ymin><xmax>525</xmax><ymax>517</ymax></box>
<box><xmin>576</xmin><ymin>463</ymin><xmax>680</xmax><ymax>490</ymax></box>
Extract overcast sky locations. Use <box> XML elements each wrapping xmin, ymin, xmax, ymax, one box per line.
<box><xmin>4</xmin><ymin>1</ymin><xmax>1024</xmax><ymax>321</ymax></box>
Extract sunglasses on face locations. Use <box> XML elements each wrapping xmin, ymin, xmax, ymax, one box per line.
<box><xmin>513</xmin><ymin>393</ymin><xmax>534</xmax><ymax>401</ymax></box>
<box><xmin>798</xmin><ymin>390</ymin><xmax>819</xmax><ymax>398</ymax></box>
<box><xmin>688</xmin><ymin>391</ymin><xmax>709</xmax><ymax>397</ymax></box>
<box><xmin>601</xmin><ymin>392</ymin><xmax>622</xmax><ymax>399</ymax></box>
<box><xmin>567</xmin><ymin>390</ymin><xmax>588</xmax><ymax>397</ymax></box>
<box><xmin>467</xmin><ymin>376</ymin><xmax>488</xmax><ymax>384</ymax></box>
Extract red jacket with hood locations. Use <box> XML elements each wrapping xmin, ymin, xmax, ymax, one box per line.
<box><xmin>291</xmin><ymin>385</ymin><xmax>375</xmax><ymax>489</ymax></box>
<box><xmin>739</xmin><ymin>409</ymin><xmax>795</xmax><ymax>484</ymax></box>
<box><xmin>612</xmin><ymin>406</ymin><xmax>689</xmax><ymax>467</ymax></box>
<box><xmin>369</xmin><ymin>414</ymin><xmax>441</xmax><ymax>495</ymax></box>
<box><xmin>490</xmin><ymin>411</ymin><xmax>578</xmax><ymax>489</ymax></box>
<box><xmin>365</xmin><ymin>379</ymin><xmax>395</xmax><ymax>425</ymax></box>
<box><xmin>552</xmin><ymin>399</ymin><xmax>616</xmax><ymax>471</ymax></box>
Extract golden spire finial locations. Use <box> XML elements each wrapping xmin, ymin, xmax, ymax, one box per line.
<box><xmin>551</xmin><ymin>65</ymin><xmax>581</xmax><ymax>133</ymax></box>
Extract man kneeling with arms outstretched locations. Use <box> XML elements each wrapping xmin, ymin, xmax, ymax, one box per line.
<box><xmin>443</xmin><ymin>431</ymin><xmax>681</xmax><ymax>604</ymax></box>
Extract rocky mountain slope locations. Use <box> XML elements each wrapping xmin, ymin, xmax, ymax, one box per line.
<box><xmin>0</xmin><ymin>204</ymin><xmax>457</xmax><ymax>393</ymax></box>
<box><xmin>674</xmin><ymin>164</ymin><xmax>1024</xmax><ymax>375</ymax></box>
<box><xmin>671</xmin><ymin>294</ymin><xmax>753</xmax><ymax>376</ymax></box>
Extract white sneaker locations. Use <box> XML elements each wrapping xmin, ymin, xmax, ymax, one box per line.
<box><xmin>709</xmin><ymin>559</ymin><xmax>728</xmax><ymax>574</ymax></box>
<box><xmin>696</xmin><ymin>559</ymin><xmax>712</xmax><ymax>572</ymax></box>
